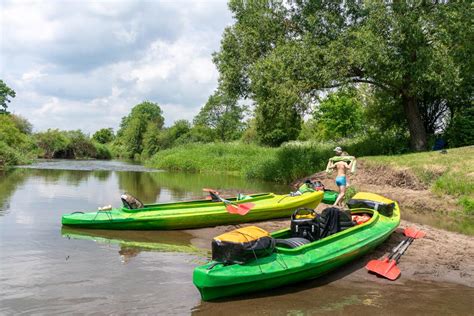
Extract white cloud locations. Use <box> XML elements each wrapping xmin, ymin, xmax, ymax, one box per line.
<box><xmin>0</xmin><ymin>0</ymin><xmax>233</xmax><ymax>133</ymax></box>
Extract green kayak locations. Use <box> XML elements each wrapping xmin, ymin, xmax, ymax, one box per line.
<box><xmin>321</xmin><ymin>189</ymin><xmax>338</xmax><ymax>204</ymax></box>
<box><xmin>61</xmin><ymin>191</ymin><xmax>324</xmax><ymax>230</ymax></box>
<box><xmin>193</xmin><ymin>192</ymin><xmax>400</xmax><ymax>301</ymax></box>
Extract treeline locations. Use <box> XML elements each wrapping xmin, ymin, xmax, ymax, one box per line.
<box><xmin>0</xmin><ymin>114</ymin><xmax>113</xmax><ymax>168</ymax></box>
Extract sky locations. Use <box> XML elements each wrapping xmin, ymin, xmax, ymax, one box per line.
<box><xmin>0</xmin><ymin>0</ymin><xmax>233</xmax><ymax>133</ymax></box>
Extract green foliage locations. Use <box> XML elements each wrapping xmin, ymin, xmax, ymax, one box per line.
<box><xmin>10</xmin><ymin>114</ymin><xmax>33</xmax><ymax>134</ymax></box>
<box><xmin>0</xmin><ymin>115</ymin><xmax>36</xmax><ymax>167</ymax></box>
<box><xmin>344</xmin><ymin>186</ymin><xmax>358</xmax><ymax>204</ymax></box>
<box><xmin>142</xmin><ymin>120</ymin><xmax>192</xmax><ymax>158</ymax></box>
<box><xmin>35</xmin><ymin>129</ymin><xmax>111</xmax><ymax>160</ymax></box>
<box><xmin>241</xmin><ymin>118</ymin><xmax>258</xmax><ymax>144</ymax></box>
<box><xmin>35</xmin><ymin>129</ymin><xmax>70</xmax><ymax>159</ymax></box>
<box><xmin>93</xmin><ymin>142</ymin><xmax>112</xmax><ymax>160</ymax></box>
<box><xmin>92</xmin><ymin>128</ymin><xmax>114</xmax><ymax>144</ymax></box>
<box><xmin>344</xmin><ymin>130</ymin><xmax>411</xmax><ymax>156</ymax></box>
<box><xmin>445</xmin><ymin>105</ymin><xmax>474</xmax><ymax>148</ymax></box>
<box><xmin>147</xmin><ymin>142</ymin><xmax>271</xmax><ymax>174</ymax></box>
<box><xmin>116</xmin><ymin>101</ymin><xmax>165</xmax><ymax>158</ymax></box>
<box><xmin>194</xmin><ymin>92</ymin><xmax>246</xmax><ymax>141</ymax></box>
<box><xmin>459</xmin><ymin>197</ymin><xmax>474</xmax><ymax>215</ymax></box>
<box><xmin>245</xmin><ymin>142</ymin><xmax>334</xmax><ymax>182</ymax></box>
<box><xmin>313</xmin><ymin>90</ymin><xmax>364</xmax><ymax>140</ymax></box>
<box><xmin>0</xmin><ymin>80</ymin><xmax>16</xmax><ymax>114</ymax></box>
<box><xmin>213</xmin><ymin>1</ymin><xmax>472</xmax><ymax>151</ymax></box>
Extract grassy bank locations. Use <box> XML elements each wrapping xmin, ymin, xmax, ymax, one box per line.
<box><xmin>147</xmin><ymin>143</ymin><xmax>473</xmax><ymax>214</ymax></box>
<box><xmin>362</xmin><ymin>146</ymin><xmax>474</xmax><ymax>214</ymax></box>
<box><xmin>145</xmin><ymin>142</ymin><xmax>336</xmax><ymax>182</ymax></box>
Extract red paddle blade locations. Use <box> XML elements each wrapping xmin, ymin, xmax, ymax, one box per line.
<box><xmin>366</xmin><ymin>258</ymin><xmax>401</xmax><ymax>280</ymax></box>
<box><xmin>225</xmin><ymin>203</ymin><xmax>255</xmax><ymax>216</ymax></box>
<box><xmin>404</xmin><ymin>226</ymin><xmax>426</xmax><ymax>239</ymax></box>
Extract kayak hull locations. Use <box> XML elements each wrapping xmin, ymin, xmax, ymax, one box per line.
<box><xmin>193</xmin><ymin>192</ymin><xmax>400</xmax><ymax>300</ymax></box>
<box><xmin>61</xmin><ymin>192</ymin><xmax>324</xmax><ymax>230</ymax></box>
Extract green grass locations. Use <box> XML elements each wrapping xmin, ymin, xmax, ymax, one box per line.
<box><xmin>146</xmin><ymin>142</ymin><xmax>335</xmax><ymax>183</ymax></box>
<box><xmin>146</xmin><ymin>142</ymin><xmax>274</xmax><ymax>174</ymax></box>
<box><xmin>363</xmin><ymin>146</ymin><xmax>474</xmax><ymax>214</ymax></box>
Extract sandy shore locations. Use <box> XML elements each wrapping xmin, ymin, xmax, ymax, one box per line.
<box><xmin>186</xmin><ymin>201</ymin><xmax>474</xmax><ymax>288</ymax></box>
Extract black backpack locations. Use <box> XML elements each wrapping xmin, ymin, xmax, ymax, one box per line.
<box><xmin>319</xmin><ymin>207</ymin><xmax>355</xmax><ymax>238</ymax></box>
<box><xmin>290</xmin><ymin>208</ymin><xmax>320</xmax><ymax>242</ymax></box>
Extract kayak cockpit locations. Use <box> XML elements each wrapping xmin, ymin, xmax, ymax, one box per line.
<box><xmin>272</xmin><ymin>208</ymin><xmax>377</xmax><ymax>253</ymax></box>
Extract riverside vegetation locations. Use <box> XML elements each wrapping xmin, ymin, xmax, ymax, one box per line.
<box><xmin>1</xmin><ymin>2</ymin><xmax>472</xmax><ymax>212</ymax></box>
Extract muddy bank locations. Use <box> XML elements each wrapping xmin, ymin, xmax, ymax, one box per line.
<box><xmin>293</xmin><ymin>161</ymin><xmax>461</xmax><ymax>216</ymax></box>
<box><xmin>186</xmin><ymin>206</ymin><xmax>474</xmax><ymax>288</ymax></box>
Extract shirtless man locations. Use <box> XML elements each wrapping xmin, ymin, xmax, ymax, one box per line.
<box><xmin>327</xmin><ymin>147</ymin><xmax>355</xmax><ymax>207</ymax></box>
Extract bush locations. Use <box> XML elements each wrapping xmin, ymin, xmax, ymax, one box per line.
<box><xmin>35</xmin><ymin>129</ymin><xmax>112</xmax><ymax>160</ymax></box>
<box><xmin>0</xmin><ymin>115</ymin><xmax>36</xmax><ymax>168</ymax></box>
<box><xmin>35</xmin><ymin>129</ymin><xmax>69</xmax><ymax>158</ymax></box>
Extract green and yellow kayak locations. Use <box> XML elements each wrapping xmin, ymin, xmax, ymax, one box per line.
<box><xmin>61</xmin><ymin>191</ymin><xmax>324</xmax><ymax>230</ymax></box>
<box><xmin>193</xmin><ymin>192</ymin><xmax>400</xmax><ymax>300</ymax></box>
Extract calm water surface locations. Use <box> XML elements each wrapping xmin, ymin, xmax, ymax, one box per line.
<box><xmin>0</xmin><ymin>160</ymin><xmax>472</xmax><ymax>315</ymax></box>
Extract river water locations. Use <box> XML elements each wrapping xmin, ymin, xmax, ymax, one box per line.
<box><xmin>0</xmin><ymin>160</ymin><xmax>472</xmax><ymax>315</ymax></box>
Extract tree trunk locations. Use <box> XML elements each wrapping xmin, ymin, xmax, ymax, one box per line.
<box><xmin>402</xmin><ymin>95</ymin><xmax>427</xmax><ymax>151</ymax></box>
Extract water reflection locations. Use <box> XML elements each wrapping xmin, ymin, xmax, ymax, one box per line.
<box><xmin>0</xmin><ymin>169</ymin><xmax>29</xmax><ymax>215</ymax></box>
<box><xmin>61</xmin><ymin>227</ymin><xmax>209</xmax><ymax>264</ymax></box>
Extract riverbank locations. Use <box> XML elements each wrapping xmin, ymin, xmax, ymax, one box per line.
<box><xmin>186</xmin><ymin>204</ymin><xmax>474</xmax><ymax>288</ymax></box>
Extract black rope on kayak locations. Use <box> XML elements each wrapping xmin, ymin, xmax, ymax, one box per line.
<box><xmin>275</xmin><ymin>254</ymin><xmax>288</xmax><ymax>270</ymax></box>
<box><xmin>237</xmin><ymin>231</ymin><xmax>264</xmax><ymax>275</ymax></box>
<box><xmin>71</xmin><ymin>211</ymin><xmax>84</xmax><ymax>214</ymax></box>
<box><xmin>92</xmin><ymin>209</ymin><xmax>113</xmax><ymax>221</ymax></box>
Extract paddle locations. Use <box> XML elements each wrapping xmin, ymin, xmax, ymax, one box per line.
<box><xmin>202</xmin><ymin>188</ymin><xmax>255</xmax><ymax>216</ymax></box>
<box><xmin>366</xmin><ymin>226</ymin><xmax>425</xmax><ymax>280</ymax></box>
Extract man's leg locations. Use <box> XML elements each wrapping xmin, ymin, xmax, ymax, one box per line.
<box><xmin>334</xmin><ymin>185</ymin><xmax>346</xmax><ymax>206</ymax></box>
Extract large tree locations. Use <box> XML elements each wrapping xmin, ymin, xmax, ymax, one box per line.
<box><xmin>213</xmin><ymin>0</ymin><xmax>472</xmax><ymax>150</ymax></box>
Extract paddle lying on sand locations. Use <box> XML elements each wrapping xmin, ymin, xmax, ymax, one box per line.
<box><xmin>202</xmin><ymin>188</ymin><xmax>255</xmax><ymax>216</ymax></box>
<box><xmin>366</xmin><ymin>226</ymin><xmax>426</xmax><ymax>280</ymax></box>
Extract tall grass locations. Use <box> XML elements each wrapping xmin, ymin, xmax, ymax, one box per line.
<box><xmin>146</xmin><ymin>142</ymin><xmax>334</xmax><ymax>183</ymax></box>
<box><xmin>147</xmin><ymin>143</ymin><xmax>273</xmax><ymax>174</ymax></box>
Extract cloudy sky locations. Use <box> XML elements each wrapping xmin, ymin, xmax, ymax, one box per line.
<box><xmin>0</xmin><ymin>0</ymin><xmax>233</xmax><ymax>133</ymax></box>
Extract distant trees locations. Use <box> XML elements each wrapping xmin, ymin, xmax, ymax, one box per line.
<box><xmin>92</xmin><ymin>128</ymin><xmax>115</xmax><ymax>144</ymax></box>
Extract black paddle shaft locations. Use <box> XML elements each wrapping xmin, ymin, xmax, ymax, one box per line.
<box><xmin>393</xmin><ymin>237</ymin><xmax>415</xmax><ymax>263</ymax></box>
<box><xmin>387</xmin><ymin>238</ymin><xmax>409</xmax><ymax>260</ymax></box>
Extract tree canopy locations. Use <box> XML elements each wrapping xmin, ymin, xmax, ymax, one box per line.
<box><xmin>116</xmin><ymin>101</ymin><xmax>165</xmax><ymax>158</ymax></box>
<box><xmin>92</xmin><ymin>128</ymin><xmax>115</xmax><ymax>144</ymax></box>
<box><xmin>212</xmin><ymin>0</ymin><xmax>473</xmax><ymax>149</ymax></box>
<box><xmin>194</xmin><ymin>91</ymin><xmax>246</xmax><ymax>142</ymax></box>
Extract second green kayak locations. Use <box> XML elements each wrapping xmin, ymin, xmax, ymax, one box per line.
<box><xmin>61</xmin><ymin>191</ymin><xmax>324</xmax><ymax>230</ymax></box>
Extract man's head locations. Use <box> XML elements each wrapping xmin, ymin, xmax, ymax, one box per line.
<box><xmin>333</xmin><ymin>146</ymin><xmax>343</xmax><ymax>156</ymax></box>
